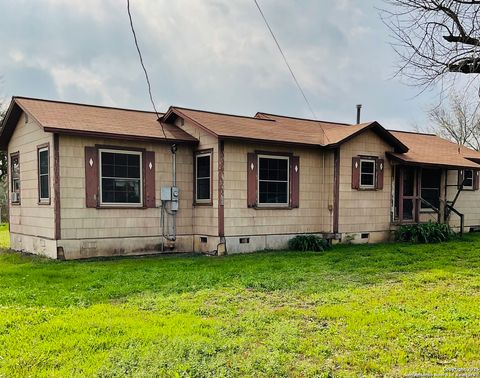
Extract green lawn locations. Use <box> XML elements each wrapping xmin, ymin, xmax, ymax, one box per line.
<box><xmin>0</xmin><ymin>228</ymin><xmax>479</xmax><ymax>377</ymax></box>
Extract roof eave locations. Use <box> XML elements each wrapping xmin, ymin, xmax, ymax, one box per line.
<box><xmin>43</xmin><ymin>127</ymin><xmax>199</xmax><ymax>144</ymax></box>
<box><xmin>219</xmin><ymin>135</ymin><xmax>323</xmax><ymax>149</ymax></box>
<box><xmin>386</xmin><ymin>152</ymin><xmax>480</xmax><ymax>169</ymax></box>
<box><xmin>0</xmin><ymin>97</ymin><xmax>23</xmax><ymax>150</ymax></box>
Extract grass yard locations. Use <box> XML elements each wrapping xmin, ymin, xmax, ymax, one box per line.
<box><xmin>0</xmin><ymin>228</ymin><xmax>479</xmax><ymax>377</ymax></box>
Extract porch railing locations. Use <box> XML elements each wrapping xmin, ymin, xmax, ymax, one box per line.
<box><xmin>417</xmin><ymin>197</ymin><xmax>464</xmax><ymax>236</ymax></box>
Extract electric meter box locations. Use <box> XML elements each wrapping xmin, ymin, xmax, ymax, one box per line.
<box><xmin>161</xmin><ymin>187</ymin><xmax>172</xmax><ymax>201</ymax></box>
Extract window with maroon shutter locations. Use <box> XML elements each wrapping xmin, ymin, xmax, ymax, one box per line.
<box><xmin>290</xmin><ymin>156</ymin><xmax>300</xmax><ymax>208</ymax></box>
<box><xmin>85</xmin><ymin>146</ymin><xmax>98</xmax><ymax>208</ymax></box>
<box><xmin>144</xmin><ymin>151</ymin><xmax>156</xmax><ymax>208</ymax></box>
<box><xmin>352</xmin><ymin>156</ymin><xmax>384</xmax><ymax>190</ymax></box>
<box><xmin>247</xmin><ymin>153</ymin><xmax>257</xmax><ymax>207</ymax></box>
<box><xmin>99</xmin><ymin>149</ymin><xmax>143</xmax><ymax>206</ymax></box>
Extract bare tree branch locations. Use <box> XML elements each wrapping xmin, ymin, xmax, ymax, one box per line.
<box><xmin>426</xmin><ymin>90</ymin><xmax>480</xmax><ymax>150</ymax></box>
<box><xmin>380</xmin><ymin>0</ymin><xmax>480</xmax><ymax>89</ymax></box>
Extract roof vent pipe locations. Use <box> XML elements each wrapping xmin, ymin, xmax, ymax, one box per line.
<box><xmin>356</xmin><ymin>104</ymin><xmax>362</xmax><ymax>124</ymax></box>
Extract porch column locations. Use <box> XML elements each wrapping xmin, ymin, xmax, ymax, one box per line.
<box><xmin>439</xmin><ymin>169</ymin><xmax>446</xmax><ymax>223</ymax></box>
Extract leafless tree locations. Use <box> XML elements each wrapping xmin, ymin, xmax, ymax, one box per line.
<box><xmin>381</xmin><ymin>1</ymin><xmax>480</xmax><ymax>90</ymax></box>
<box><xmin>426</xmin><ymin>91</ymin><xmax>480</xmax><ymax>149</ymax></box>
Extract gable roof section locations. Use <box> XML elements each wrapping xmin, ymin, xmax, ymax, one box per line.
<box><xmin>164</xmin><ymin>107</ymin><xmax>408</xmax><ymax>152</ymax></box>
<box><xmin>0</xmin><ymin>97</ymin><xmax>198</xmax><ymax>149</ymax></box>
<box><xmin>255</xmin><ymin>112</ymin><xmax>408</xmax><ymax>152</ymax></box>
<box><xmin>388</xmin><ymin>130</ymin><xmax>480</xmax><ymax>169</ymax></box>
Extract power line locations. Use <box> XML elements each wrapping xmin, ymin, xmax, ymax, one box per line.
<box><xmin>253</xmin><ymin>0</ymin><xmax>318</xmax><ymax>121</ymax></box>
<box><xmin>126</xmin><ymin>0</ymin><xmax>168</xmax><ymax>140</ymax></box>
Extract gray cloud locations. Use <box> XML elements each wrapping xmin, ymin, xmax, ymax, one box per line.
<box><xmin>0</xmin><ymin>0</ymin><xmax>448</xmax><ymax>129</ymax></box>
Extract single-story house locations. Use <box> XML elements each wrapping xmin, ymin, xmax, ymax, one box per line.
<box><xmin>1</xmin><ymin>96</ymin><xmax>480</xmax><ymax>259</ymax></box>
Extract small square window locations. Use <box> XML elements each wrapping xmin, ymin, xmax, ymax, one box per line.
<box><xmin>360</xmin><ymin>159</ymin><xmax>376</xmax><ymax>189</ymax></box>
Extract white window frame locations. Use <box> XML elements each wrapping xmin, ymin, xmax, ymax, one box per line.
<box><xmin>359</xmin><ymin>159</ymin><xmax>376</xmax><ymax>189</ymax></box>
<box><xmin>195</xmin><ymin>151</ymin><xmax>212</xmax><ymax>203</ymax></box>
<box><xmin>257</xmin><ymin>154</ymin><xmax>290</xmax><ymax>207</ymax></box>
<box><xmin>38</xmin><ymin>147</ymin><xmax>50</xmax><ymax>203</ymax></box>
<box><xmin>10</xmin><ymin>153</ymin><xmax>20</xmax><ymax>204</ymax></box>
<box><xmin>463</xmin><ymin>169</ymin><xmax>474</xmax><ymax>190</ymax></box>
<box><xmin>99</xmin><ymin>149</ymin><xmax>143</xmax><ymax>207</ymax></box>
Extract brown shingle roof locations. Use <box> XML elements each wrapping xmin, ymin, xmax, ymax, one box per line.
<box><xmin>388</xmin><ymin>131</ymin><xmax>480</xmax><ymax>168</ymax></box>
<box><xmin>166</xmin><ymin>107</ymin><xmax>408</xmax><ymax>151</ymax></box>
<box><xmin>0</xmin><ymin>97</ymin><xmax>198</xmax><ymax>148</ymax></box>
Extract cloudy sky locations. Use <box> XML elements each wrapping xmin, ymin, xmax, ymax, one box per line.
<box><xmin>0</xmin><ymin>0</ymin><xmax>452</xmax><ymax>129</ymax></box>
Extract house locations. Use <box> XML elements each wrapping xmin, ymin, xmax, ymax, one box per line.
<box><xmin>1</xmin><ymin>96</ymin><xmax>480</xmax><ymax>259</ymax></box>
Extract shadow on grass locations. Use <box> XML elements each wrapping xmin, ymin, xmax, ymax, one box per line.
<box><xmin>0</xmin><ymin>234</ymin><xmax>479</xmax><ymax>308</ymax></box>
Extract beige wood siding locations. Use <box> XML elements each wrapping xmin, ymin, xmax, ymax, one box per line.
<box><xmin>339</xmin><ymin>130</ymin><xmax>394</xmax><ymax>233</ymax></box>
<box><xmin>174</xmin><ymin>118</ymin><xmax>218</xmax><ymax>236</ymax></box>
<box><xmin>8</xmin><ymin>113</ymin><xmax>55</xmax><ymax>239</ymax></box>
<box><xmin>446</xmin><ymin>170</ymin><xmax>480</xmax><ymax>230</ymax></box>
<box><xmin>58</xmin><ymin>135</ymin><xmax>193</xmax><ymax>240</ymax></box>
<box><xmin>223</xmin><ymin>141</ymin><xmax>334</xmax><ymax>236</ymax></box>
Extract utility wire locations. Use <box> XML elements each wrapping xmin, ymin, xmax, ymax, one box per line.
<box><xmin>127</xmin><ymin>0</ymin><xmax>168</xmax><ymax>140</ymax></box>
<box><xmin>253</xmin><ymin>0</ymin><xmax>318</xmax><ymax>121</ymax></box>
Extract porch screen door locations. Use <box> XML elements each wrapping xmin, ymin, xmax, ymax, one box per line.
<box><xmin>395</xmin><ymin>166</ymin><xmax>418</xmax><ymax>222</ymax></box>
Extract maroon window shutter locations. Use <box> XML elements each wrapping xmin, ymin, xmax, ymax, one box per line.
<box><xmin>352</xmin><ymin>157</ymin><xmax>360</xmax><ymax>189</ymax></box>
<box><xmin>85</xmin><ymin>146</ymin><xmax>98</xmax><ymax>208</ymax></box>
<box><xmin>247</xmin><ymin>153</ymin><xmax>257</xmax><ymax>207</ymax></box>
<box><xmin>458</xmin><ymin>169</ymin><xmax>464</xmax><ymax>189</ymax></box>
<box><xmin>474</xmin><ymin>170</ymin><xmax>480</xmax><ymax>191</ymax></box>
<box><xmin>144</xmin><ymin>151</ymin><xmax>156</xmax><ymax>208</ymax></box>
<box><xmin>376</xmin><ymin>158</ymin><xmax>384</xmax><ymax>190</ymax></box>
<box><xmin>290</xmin><ymin>156</ymin><xmax>300</xmax><ymax>208</ymax></box>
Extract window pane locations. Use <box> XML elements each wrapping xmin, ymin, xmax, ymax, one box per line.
<box><xmin>259</xmin><ymin>158</ymin><xmax>288</xmax><ymax>181</ymax></box>
<box><xmin>40</xmin><ymin>175</ymin><xmax>49</xmax><ymax>199</ymax></box>
<box><xmin>101</xmin><ymin>178</ymin><xmax>141</xmax><ymax>204</ymax></box>
<box><xmin>464</xmin><ymin>170</ymin><xmax>473</xmax><ymax>187</ymax></box>
<box><xmin>39</xmin><ymin>150</ymin><xmax>49</xmax><ymax>174</ymax></box>
<box><xmin>197</xmin><ymin>155</ymin><xmax>210</xmax><ymax>178</ymax></box>
<box><xmin>361</xmin><ymin>161</ymin><xmax>374</xmax><ymax>174</ymax></box>
<box><xmin>101</xmin><ymin>151</ymin><xmax>140</xmax><ymax>179</ymax></box>
<box><xmin>403</xmin><ymin>199</ymin><xmax>414</xmax><ymax>220</ymax></box>
<box><xmin>421</xmin><ymin>169</ymin><xmax>441</xmax><ymax>209</ymax></box>
<box><xmin>115</xmin><ymin>153</ymin><xmax>127</xmax><ymax>165</ymax></box>
<box><xmin>102</xmin><ymin>152</ymin><xmax>114</xmax><ymax>165</ymax></box>
<box><xmin>361</xmin><ymin>173</ymin><xmax>374</xmax><ymax>186</ymax></box>
<box><xmin>403</xmin><ymin>167</ymin><xmax>415</xmax><ymax>196</ymax></box>
<box><xmin>197</xmin><ymin>177</ymin><xmax>210</xmax><ymax>200</ymax></box>
<box><xmin>114</xmin><ymin>164</ymin><xmax>128</xmax><ymax>178</ymax></box>
<box><xmin>259</xmin><ymin>181</ymin><xmax>288</xmax><ymax>204</ymax></box>
<box><xmin>421</xmin><ymin>188</ymin><xmax>439</xmax><ymax>209</ymax></box>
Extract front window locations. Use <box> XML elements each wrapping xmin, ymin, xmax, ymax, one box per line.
<box><xmin>463</xmin><ymin>169</ymin><xmax>474</xmax><ymax>189</ymax></box>
<box><xmin>38</xmin><ymin>147</ymin><xmax>50</xmax><ymax>202</ymax></box>
<box><xmin>258</xmin><ymin>155</ymin><xmax>289</xmax><ymax>205</ymax></box>
<box><xmin>99</xmin><ymin>149</ymin><xmax>142</xmax><ymax>206</ymax></box>
<box><xmin>10</xmin><ymin>153</ymin><xmax>20</xmax><ymax>203</ymax></box>
<box><xmin>195</xmin><ymin>152</ymin><xmax>211</xmax><ymax>203</ymax></box>
<box><xmin>360</xmin><ymin>159</ymin><xmax>376</xmax><ymax>189</ymax></box>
